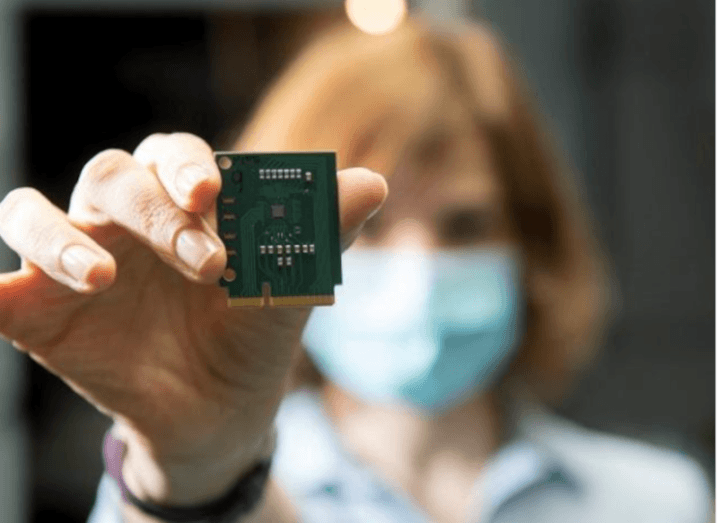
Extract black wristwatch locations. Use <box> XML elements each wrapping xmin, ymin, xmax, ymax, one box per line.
<box><xmin>103</xmin><ymin>429</ymin><xmax>273</xmax><ymax>523</ymax></box>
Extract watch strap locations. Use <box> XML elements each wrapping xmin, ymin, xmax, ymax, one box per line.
<box><xmin>103</xmin><ymin>429</ymin><xmax>272</xmax><ymax>523</ymax></box>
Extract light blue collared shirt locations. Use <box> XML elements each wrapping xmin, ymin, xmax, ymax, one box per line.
<box><xmin>88</xmin><ymin>389</ymin><xmax>712</xmax><ymax>523</ymax></box>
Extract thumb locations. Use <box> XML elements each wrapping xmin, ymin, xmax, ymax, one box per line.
<box><xmin>337</xmin><ymin>168</ymin><xmax>388</xmax><ymax>252</ymax></box>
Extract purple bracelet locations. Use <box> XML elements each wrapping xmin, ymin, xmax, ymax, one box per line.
<box><xmin>102</xmin><ymin>429</ymin><xmax>272</xmax><ymax>523</ymax></box>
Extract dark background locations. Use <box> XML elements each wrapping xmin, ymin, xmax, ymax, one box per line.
<box><xmin>15</xmin><ymin>2</ymin><xmax>715</xmax><ymax>521</ymax></box>
<box><xmin>22</xmin><ymin>15</ymin><xmax>214</xmax><ymax>521</ymax></box>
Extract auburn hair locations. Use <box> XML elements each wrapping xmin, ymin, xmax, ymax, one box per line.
<box><xmin>232</xmin><ymin>17</ymin><xmax>621</xmax><ymax>405</ymax></box>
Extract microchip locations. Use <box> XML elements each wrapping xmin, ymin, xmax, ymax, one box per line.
<box><xmin>271</xmin><ymin>204</ymin><xmax>286</xmax><ymax>219</ymax></box>
<box><xmin>215</xmin><ymin>152</ymin><xmax>342</xmax><ymax>307</ymax></box>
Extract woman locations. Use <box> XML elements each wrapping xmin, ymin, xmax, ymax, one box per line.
<box><xmin>0</xmin><ymin>16</ymin><xmax>710</xmax><ymax>523</ymax></box>
<box><xmin>230</xmin><ymin>18</ymin><xmax>711</xmax><ymax>522</ymax></box>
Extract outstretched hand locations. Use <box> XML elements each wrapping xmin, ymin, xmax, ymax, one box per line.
<box><xmin>0</xmin><ymin>132</ymin><xmax>387</xmax><ymax>469</ymax></box>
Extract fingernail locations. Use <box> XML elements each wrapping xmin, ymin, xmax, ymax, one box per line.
<box><xmin>60</xmin><ymin>245</ymin><xmax>101</xmax><ymax>282</ymax></box>
<box><xmin>175</xmin><ymin>229</ymin><xmax>220</xmax><ymax>272</ymax></box>
<box><xmin>176</xmin><ymin>165</ymin><xmax>208</xmax><ymax>196</ymax></box>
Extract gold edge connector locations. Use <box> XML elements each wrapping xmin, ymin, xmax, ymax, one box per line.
<box><xmin>227</xmin><ymin>297</ymin><xmax>265</xmax><ymax>307</ymax></box>
<box><xmin>272</xmin><ymin>295</ymin><xmax>335</xmax><ymax>306</ymax></box>
<box><xmin>227</xmin><ymin>294</ymin><xmax>335</xmax><ymax>308</ymax></box>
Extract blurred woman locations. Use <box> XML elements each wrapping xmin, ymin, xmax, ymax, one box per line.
<box><xmin>235</xmin><ymin>17</ymin><xmax>711</xmax><ymax>523</ymax></box>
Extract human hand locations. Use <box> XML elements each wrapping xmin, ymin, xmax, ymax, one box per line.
<box><xmin>0</xmin><ymin>132</ymin><xmax>387</xmax><ymax>502</ymax></box>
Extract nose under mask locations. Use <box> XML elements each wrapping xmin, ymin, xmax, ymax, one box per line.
<box><xmin>301</xmin><ymin>245</ymin><xmax>525</xmax><ymax>412</ymax></box>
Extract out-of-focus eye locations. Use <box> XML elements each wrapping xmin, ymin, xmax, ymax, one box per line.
<box><xmin>437</xmin><ymin>208</ymin><xmax>495</xmax><ymax>246</ymax></box>
<box><xmin>414</xmin><ymin>133</ymin><xmax>451</xmax><ymax>171</ymax></box>
<box><xmin>350</xmin><ymin>129</ymin><xmax>379</xmax><ymax>164</ymax></box>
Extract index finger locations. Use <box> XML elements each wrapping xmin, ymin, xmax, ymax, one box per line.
<box><xmin>133</xmin><ymin>133</ymin><xmax>221</xmax><ymax>215</ymax></box>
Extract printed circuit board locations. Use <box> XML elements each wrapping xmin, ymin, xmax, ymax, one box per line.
<box><xmin>215</xmin><ymin>151</ymin><xmax>342</xmax><ymax>307</ymax></box>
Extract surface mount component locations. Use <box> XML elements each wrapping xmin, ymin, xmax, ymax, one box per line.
<box><xmin>215</xmin><ymin>152</ymin><xmax>342</xmax><ymax>307</ymax></box>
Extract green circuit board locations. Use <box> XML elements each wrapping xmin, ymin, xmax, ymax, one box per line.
<box><xmin>215</xmin><ymin>151</ymin><xmax>342</xmax><ymax>307</ymax></box>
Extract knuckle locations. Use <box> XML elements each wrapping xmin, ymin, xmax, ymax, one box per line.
<box><xmin>1</xmin><ymin>186</ymin><xmax>37</xmax><ymax>210</ymax></box>
<box><xmin>169</xmin><ymin>132</ymin><xmax>212</xmax><ymax>154</ymax></box>
<box><xmin>0</xmin><ymin>187</ymin><xmax>43</xmax><ymax>222</ymax></box>
<box><xmin>134</xmin><ymin>190</ymin><xmax>187</xmax><ymax>243</ymax></box>
<box><xmin>33</xmin><ymin>221</ymin><xmax>67</xmax><ymax>254</ymax></box>
<box><xmin>79</xmin><ymin>149</ymin><xmax>134</xmax><ymax>187</ymax></box>
<box><xmin>176</xmin><ymin>159</ymin><xmax>220</xmax><ymax>180</ymax></box>
<box><xmin>0</xmin><ymin>189</ymin><xmax>67</xmax><ymax>257</ymax></box>
<box><xmin>133</xmin><ymin>133</ymin><xmax>168</xmax><ymax>156</ymax></box>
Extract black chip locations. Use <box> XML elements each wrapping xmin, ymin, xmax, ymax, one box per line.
<box><xmin>271</xmin><ymin>204</ymin><xmax>286</xmax><ymax>219</ymax></box>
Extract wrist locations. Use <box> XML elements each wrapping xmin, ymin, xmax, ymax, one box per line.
<box><xmin>116</xmin><ymin>423</ymin><xmax>276</xmax><ymax>506</ymax></box>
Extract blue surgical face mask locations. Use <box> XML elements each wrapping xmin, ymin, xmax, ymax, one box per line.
<box><xmin>301</xmin><ymin>245</ymin><xmax>525</xmax><ymax>412</ymax></box>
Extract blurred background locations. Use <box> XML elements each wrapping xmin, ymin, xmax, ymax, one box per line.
<box><xmin>0</xmin><ymin>0</ymin><xmax>713</xmax><ymax>521</ymax></box>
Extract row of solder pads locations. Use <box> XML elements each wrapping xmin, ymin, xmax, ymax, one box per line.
<box><xmin>259</xmin><ymin>243</ymin><xmax>315</xmax><ymax>268</ymax></box>
<box><xmin>258</xmin><ymin>168</ymin><xmax>313</xmax><ymax>181</ymax></box>
<box><xmin>224</xmin><ymin>243</ymin><xmax>316</xmax><ymax>268</ymax></box>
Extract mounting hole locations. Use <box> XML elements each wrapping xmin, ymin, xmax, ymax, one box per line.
<box><xmin>223</xmin><ymin>268</ymin><xmax>236</xmax><ymax>282</ymax></box>
<box><xmin>218</xmin><ymin>156</ymin><xmax>232</xmax><ymax>170</ymax></box>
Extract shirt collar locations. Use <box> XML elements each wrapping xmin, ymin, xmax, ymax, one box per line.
<box><xmin>467</xmin><ymin>395</ymin><xmax>583</xmax><ymax>522</ymax></box>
